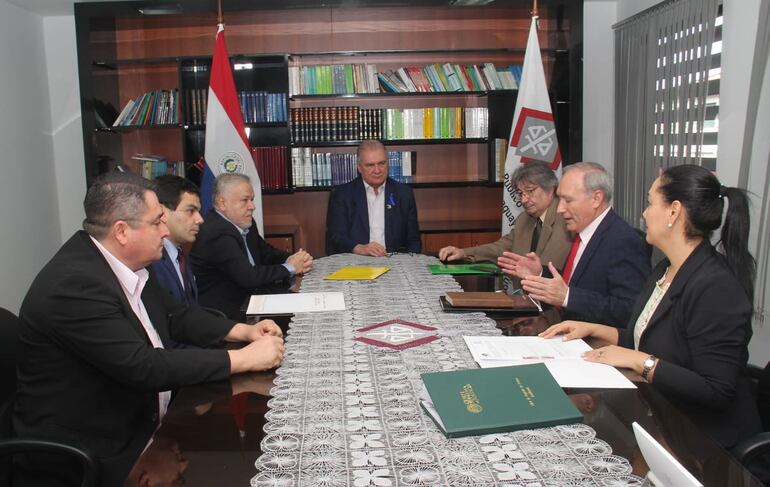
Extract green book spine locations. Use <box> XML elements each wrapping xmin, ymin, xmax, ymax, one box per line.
<box><xmin>421</xmin><ymin>363</ymin><xmax>583</xmax><ymax>438</ymax></box>
<box><xmin>344</xmin><ymin>64</ymin><xmax>355</xmax><ymax>94</ymax></box>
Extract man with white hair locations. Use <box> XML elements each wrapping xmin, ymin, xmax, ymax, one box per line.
<box><xmin>191</xmin><ymin>173</ymin><xmax>313</xmax><ymax>319</ymax></box>
<box><xmin>499</xmin><ymin>162</ymin><xmax>650</xmax><ymax>327</ymax></box>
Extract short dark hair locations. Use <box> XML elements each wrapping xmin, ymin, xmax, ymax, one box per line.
<box><xmin>83</xmin><ymin>172</ymin><xmax>154</xmax><ymax>239</ymax></box>
<box><xmin>511</xmin><ymin>161</ymin><xmax>558</xmax><ymax>193</ymax></box>
<box><xmin>659</xmin><ymin>164</ymin><xmax>755</xmax><ymax>300</ymax></box>
<box><xmin>153</xmin><ymin>175</ymin><xmax>200</xmax><ymax>210</ymax></box>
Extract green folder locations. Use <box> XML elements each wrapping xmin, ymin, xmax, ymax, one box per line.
<box><xmin>421</xmin><ymin>363</ymin><xmax>583</xmax><ymax>438</ymax></box>
<box><xmin>427</xmin><ymin>263</ymin><xmax>501</xmax><ymax>275</ymax></box>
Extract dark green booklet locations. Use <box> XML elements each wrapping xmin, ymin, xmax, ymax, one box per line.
<box><xmin>420</xmin><ymin>363</ymin><xmax>582</xmax><ymax>438</ymax></box>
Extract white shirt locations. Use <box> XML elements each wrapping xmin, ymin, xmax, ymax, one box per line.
<box><xmin>563</xmin><ymin>206</ymin><xmax>611</xmax><ymax>307</ymax></box>
<box><xmin>163</xmin><ymin>238</ymin><xmax>185</xmax><ymax>289</ymax></box>
<box><xmin>90</xmin><ymin>237</ymin><xmax>171</xmax><ymax>420</ymax></box>
<box><xmin>364</xmin><ymin>180</ymin><xmax>386</xmax><ymax>247</ymax></box>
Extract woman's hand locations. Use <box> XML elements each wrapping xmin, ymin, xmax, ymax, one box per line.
<box><xmin>582</xmin><ymin>345</ymin><xmax>649</xmax><ymax>373</ymax></box>
<box><xmin>538</xmin><ymin>320</ymin><xmax>597</xmax><ymax>341</ymax></box>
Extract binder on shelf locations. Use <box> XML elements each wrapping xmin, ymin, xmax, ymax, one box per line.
<box><xmin>420</xmin><ymin>363</ymin><xmax>583</xmax><ymax>438</ymax></box>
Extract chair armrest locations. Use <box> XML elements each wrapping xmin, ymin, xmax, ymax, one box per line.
<box><xmin>732</xmin><ymin>432</ymin><xmax>770</xmax><ymax>464</ymax></box>
<box><xmin>0</xmin><ymin>438</ymin><xmax>99</xmax><ymax>487</ymax></box>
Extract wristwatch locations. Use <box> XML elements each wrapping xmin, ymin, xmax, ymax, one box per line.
<box><xmin>641</xmin><ymin>354</ymin><xmax>657</xmax><ymax>381</ymax></box>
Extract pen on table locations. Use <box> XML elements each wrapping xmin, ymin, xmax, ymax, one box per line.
<box><xmin>522</xmin><ymin>355</ymin><xmax>556</xmax><ymax>360</ymax></box>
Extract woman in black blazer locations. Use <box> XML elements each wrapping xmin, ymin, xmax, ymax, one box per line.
<box><xmin>541</xmin><ymin>165</ymin><xmax>761</xmax><ymax>449</ymax></box>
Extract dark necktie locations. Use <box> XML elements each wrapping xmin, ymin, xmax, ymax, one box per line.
<box><xmin>530</xmin><ymin>218</ymin><xmax>543</xmax><ymax>253</ymax></box>
<box><xmin>177</xmin><ymin>250</ymin><xmax>195</xmax><ymax>303</ymax></box>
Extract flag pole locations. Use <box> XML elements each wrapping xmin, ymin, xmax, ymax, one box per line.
<box><xmin>532</xmin><ymin>0</ymin><xmax>538</xmax><ymax>18</ymax></box>
<box><xmin>217</xmin><ymin>0</ymin><xmax>223</xmax><ymax>24</ymax></box>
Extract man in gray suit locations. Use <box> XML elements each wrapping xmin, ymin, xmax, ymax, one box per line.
<box><xmin>439</xmin><ymin>161</ymin><xmax>573</xmax><ymax>289</ymax></box>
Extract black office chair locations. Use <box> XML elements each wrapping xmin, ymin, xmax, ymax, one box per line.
<box><xmin>733</xmin><ymin>361</ymin><xmax>770</xmax><ymax>484</ymax></box>
<box><xmin>0</xmin><ymin>307</ymin><xmax>99</xmax><ymax>487</ymax></box>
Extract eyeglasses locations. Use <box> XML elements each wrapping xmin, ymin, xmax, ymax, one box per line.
<box><xmin>514</xmin><ymin>186</ymin><xmax>540</xmax><ymax>200</ymax></box>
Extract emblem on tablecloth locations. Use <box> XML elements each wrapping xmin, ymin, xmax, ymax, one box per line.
<box><xmin>354</xmin><ymin>319</ymin><xmax>439</xmax><ymax>350</ymax></box>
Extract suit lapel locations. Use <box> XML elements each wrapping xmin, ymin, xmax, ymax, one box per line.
<box><xmin>569</xmin><ymin>209</ymin><xmax>614</xmax><ymax>284</ymax></box>
<box><xmin>160</xmin><ymin>248</ymin><xmax>186</xmax><ymax>301</ymax></box>
<box><xmin>536</xmin><ymin>198</ymin><xmax>560</xmax><ymax>254</ymax></box>
<box><xmin>354</xmin><ymin>178</ymin><xmax>370</xmax><ymax>235</ymax></box>
<box><xmin>638</xmin><ymin>241</ymin><xmax>711</xmax><ymax>342</ymax></box>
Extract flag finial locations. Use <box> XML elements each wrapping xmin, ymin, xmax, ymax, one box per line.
<box><xmin>532</xmin><ymin>0</ymin><xmax>538</xmax><ymax>18</ymax></box>
<box><xmin>217</xmin><ymin>0</ymin><xmax>223</xmax><ymax>24</ymax></box>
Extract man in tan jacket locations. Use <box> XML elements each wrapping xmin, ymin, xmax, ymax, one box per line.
<box><xmin>438</xmin><ymin>161</ymin><xmax>573</xmax><ymax>289</ymax></box>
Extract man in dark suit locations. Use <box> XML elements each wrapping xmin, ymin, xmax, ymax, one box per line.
<box><xmin>13</xmin><ymin>172</ymin><xmax>285</xmax><ymax>486</ymax></box>
<box><xmin>499</xmin><ymin>162</ymin><xmax>649</xmax><ymax>327</ymax></box>
<box><xmin>326</xmin><ymin>140</ymin><xmax>421</xmax><ymax>256</ymax></box>
<box><xmin>150</xmin><ymin>175</ymin><xmax>203</xmax><ymax>306</ymax></box>
<box><xmin>190</xmin><ymin>173</ymin><xmax>313</xmax><ymax>319</ymax></box>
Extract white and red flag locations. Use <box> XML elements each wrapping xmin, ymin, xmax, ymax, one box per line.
<box><xmin>202</xmin><ymin>23</ymin><xmax>264</xmax><ymax>234</ymax></box>
<box><xmin>501</xmin><ymin>16</ymin><xmax>561</xmax><ymax>234</ymax></box>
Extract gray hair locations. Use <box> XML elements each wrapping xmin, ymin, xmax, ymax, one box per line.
<box><xmin>213</xmin><ymin>173</ymin><xmax>251</xmax><ymax>206</ymax></box>
<box><xmin>511</xmin><ymin>161</ymin><xmax>558</xmax><ymax>193</ymax></box>
<box><xmin>83</xmin><ymin>172</ymin><xmax>154</xmax><ymax>239</ymax></box>
<box><xmin>563</xmin><ymin>162</ymin><xmax>613</xmax><ymax>204</ymax></box>
<box><xmin>357</xmin><ymin>140</ymin><xmax>386</xmax><ymax>160</ymax></box>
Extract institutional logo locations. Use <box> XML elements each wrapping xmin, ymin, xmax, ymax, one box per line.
<box><xmin>217</xmin><ymin>151</ymin><xmax>245</xmax><ymax>174</ymax></box>
<box><xmin>510</xmin><ymin>107</ymin><xmax>562</xmax><ymax>169</ymax></box>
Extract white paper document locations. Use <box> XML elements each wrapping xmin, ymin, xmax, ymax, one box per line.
<box><xmin>247</xmin><ymin>292</ymin><xmax>346</xmax><ymax>315</ymax></box>
<box><xmin>463</xmin><ymin>336</ymin><xmax>636</xmax><ymax>389</ymax></box>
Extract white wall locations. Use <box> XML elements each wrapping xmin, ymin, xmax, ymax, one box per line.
<box><xmin>0</xmin><ymin>0</ymin><xmax>61</xmax><ymax>313</ymax></box>
<box><xmin>582</xmin><ymin>0</ymin><xmax>617</xmax><ymax>173</ymax></box>
<box><xmin>43</xmin><ymin>15</ymin><xmax>86</xmax><ymax>240</ymax></box>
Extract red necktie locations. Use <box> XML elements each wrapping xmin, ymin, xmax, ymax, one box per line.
<box><xmin>561</xmin><ymin>235</ymin><xmax>581</xmax><ymax>284</ymax></box>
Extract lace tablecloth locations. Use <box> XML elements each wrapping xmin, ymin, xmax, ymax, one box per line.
<box><xmin>252</xmin><ymin>254</ymin><xmax>642</xmax><ymax>486</ymax></box>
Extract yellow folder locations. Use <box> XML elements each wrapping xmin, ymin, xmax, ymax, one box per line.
<box><xmin>324</xmin><ymin>266</ymin><xmax>391</xmax><ymax>280</ymax></box>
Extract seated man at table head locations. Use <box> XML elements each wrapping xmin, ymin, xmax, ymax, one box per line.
<box><xmin>150</xmin><ymin>175</ymin><xmax>203</xmax><ymax>306</ymax></box>
<box><xmin>13</xmin><ymin>171</ymin><xmax>285</xmax><ymax>487</ymax></box>
<box><xmin>326</xmin><ymin>139</ymin><xmax>421</xmax><ymax>256</ymax></box>
<box><xmin>540</xmin><ymin>164</ymin><xmax>761</xmax><ymax>450</ymax></box>
<box><xmin>438</xmin><ymin>161</ymin><xmax>572</xmax><ymax>288</ymax></box>
<box><xmin>190</xmin><ymin>173</ymin><xmax>312</xmax><ymax>319</ymax></box>
<box><xmin>499</xmin><ymin>162</ymin><xmax>650</xmax><ymax>328</ymax></box>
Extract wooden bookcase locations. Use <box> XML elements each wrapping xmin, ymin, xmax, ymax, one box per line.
<box><xmin>75</xmin><ymin>0</ymin><xmax>583</xmax><ymax>257</ymax></box>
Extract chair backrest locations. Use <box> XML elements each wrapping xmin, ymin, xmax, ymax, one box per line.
<box><xmin>0</xmin><ymin>308</ymin><xmax>100</xmax><ymax>487</ymax></box>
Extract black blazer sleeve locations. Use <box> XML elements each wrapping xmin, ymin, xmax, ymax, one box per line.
<box><xmin>326</xmin><ymin>182</ymin><xmax>362</xmax><ymax>254</ymax></box>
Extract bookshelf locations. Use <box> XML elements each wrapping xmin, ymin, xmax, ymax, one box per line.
<box><xmin>75</xmin><ymin>1</ymin><xmax>583</xmax><ymax>257</ymax></box>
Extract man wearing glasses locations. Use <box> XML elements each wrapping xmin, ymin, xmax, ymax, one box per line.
<box><xmin>439</xmin><ymin>161</ymin><xmax>573</xmax><ymax>290</ymax></box>
<box><xmin>13</xmin><ymin>172</ymin><xmax>285</xmax><ymax>486</ymax></box>
<box><xmin>326</xmin><ymin>139</ymin><xmax>421</xmax><ymax>256</ymax></box>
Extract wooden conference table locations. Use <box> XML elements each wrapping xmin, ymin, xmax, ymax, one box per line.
<box><xmin>125</xmin><ymin>273</ymin><xmax>762</xmax><ymax>486</ymax></box>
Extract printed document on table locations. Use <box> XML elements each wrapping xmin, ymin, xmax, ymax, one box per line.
<box><xmin>463</xmin><ymin>336</ymin><xmax>636</xmax><ymax>389</ymax></box>
<box><xmin>247</xmin><ymin>292</ymin><xmax>346</xmax><ymax>315</ymax></box>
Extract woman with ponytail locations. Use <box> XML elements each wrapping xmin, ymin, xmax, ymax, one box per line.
<box><xmin>541</xmin><ymin>164</ymin><xmax>761</xmax><ymax>449</ymax></box>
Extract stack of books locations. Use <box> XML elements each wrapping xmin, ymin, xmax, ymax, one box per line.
<box><xmin>237</xmin><ymin>91</ymin><xmax>287</xmax><ymax>123</ymax></box>
<box><xmin>288</xmin><ymin>64</ymin><xmax>380</xmax><ymax>95</ymax></box>
<box><xmin>291</xmin><ymin>149</ymin><xmax>414</xmax><ymax>188</ymax></box>
<box><xmin>131</xmin><ymin>154</ymin><xmax>185</xmax><ymax>179</ymax></box>
<box><xmin>251</xmin><ymin>146</ymin><xmax>288</xmax><ymax>190</ymax></box>
<box><xmin>290</xmin><ymin>107</ymin><xmax>383</xmax><ymax>142</ymax></box>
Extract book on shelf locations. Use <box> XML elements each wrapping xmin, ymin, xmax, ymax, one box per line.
<box><xmin>131</xmin><ymin>154</ymin><xmax>185</xmax><ymax>179</ymax></box>
<box><xmin>372</xmin><ymin>62</ymin><xmax>523</xmax><ymax>94</ymax></box>
<box><xmin>420</xmin><ymin>363</ymin><xmax>583</xmax><ymax>438</ymax></box>
<box><xmin>113</xmin><ymin>89</ymin><xmax>179</xmax><ymax>127</ymax></box>
<box><xmin>238</xmin><ymin>91</ymin><xmax>287</xmax><ymax>124</ymax></box>
<box><xmin>289</xmin><ymin>63</ymin><xmax>381</xmax><ymax>95</ymax></box>
<box><xmin>494</xmin><ymin>138</ymin><xmax>508</xmax><ymax>182</ymax></box>
<box><xmin>291</xmin><ymin>149</ymin><xmax>414</xmax><ymax>188</ymax></box>
<box><xmin>251</xmin><ymin>146</ymin><xmax>288</xmax><ymax>190</ymax></box>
